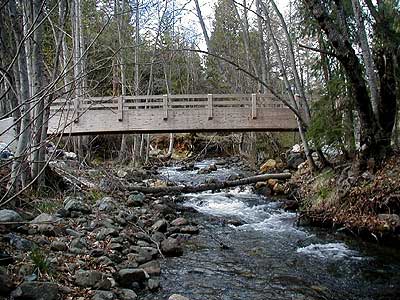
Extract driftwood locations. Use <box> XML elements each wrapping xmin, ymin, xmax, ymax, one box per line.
<box><xmin>128</xmin><ymin>173</ymin><xmax>291</xmax><ymax>195</ymax></box>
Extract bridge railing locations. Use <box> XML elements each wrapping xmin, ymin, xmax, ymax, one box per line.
<box><xmin>50</xmin><ymin>93</ymin><xmax>292</xmax><ymax>124</ymax></box>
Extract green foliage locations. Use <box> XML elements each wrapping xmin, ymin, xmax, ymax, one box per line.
<box><xmin>30</xmin><ymin>247</ymin><xmax>50</xmax><ymax>274</ymax></box>
<box><xmin>86</xmin><ymin>189</ymin><xmax>105</xmax><ymax>202</ymax></box>
<box><xmin>37</xmin><ymin>200</ymin><xmax>61</xmax><ymax>214</ymax></box>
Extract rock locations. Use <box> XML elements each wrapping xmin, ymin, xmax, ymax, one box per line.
<box><xmin>139</xmin><ymin>261</ymin><xmax>160</xmax><ymax>276</ymax></box>
<box><xmin>117</xmin><ymin>170</ymin><xmax>128</xmax><ymax>178</ymax></box>
<box><xmin>50</xmin><ymin>241</ymin><xmax>68</xmax><ymax>251</ymax></box>
<box><xmin>148</xmin><ymin>278</ymin><xmax>160</xmax><ymax>291</ymax></box>
<box><xmin>254</xmin><ymin>181</ymin><xmax>267</xmax><ymax>189</ymax></box>
<box><xmin>197</xmin><ymin>167</ymin><xmax>211</xmax><ymax>174</ymax></box>
<box><xmin>66</xmin><ymin>228</ymin><xmax>82</xmax><ymax>237</ymax></box>
<box><xmin>179</xmin><ymin>225</ymin><xmax>199</xmax><ymax>234</ymax></box>
<box><xmin>273</xmin><ymin>183</ymin><xmax>285</xmax><ymax>194</ymax></box>
<box><xmin>90</xmin><ymin>248</ymin><xmax>105</xmax><ymax>257</ymax></box>
<box><xmin>208</xmin><ymin>164</ymin><xmax>217</xmax><ymax>171</ymax></box>
<box><xmin>0</xmin><ymin>268</ymin><xmax>14</xmax><ymax>294</ymax></box>
<box><xmin>63</xmin><ymin>197</ymin><xmax>91</xmax><ymax>214</ymax></box>
<box><xmin>168</xmin><ymin>294</ymin><xmax>189</xmax><ymax>300</ymax></box>
<box><xmin>97</xmin><ymin>197</ymin><xmax>115</xmax><ymax>212</ymax></box>
<box><xmin>378</xmin><ymin>214</ymin><xmax>400</xmax><ymax>229</ymax></box>
<box><xmin>10</xmin><ymin>282</ymin><xmax>58</xmax><ymax>300</ymax></box>
<box><xmin>93</xmin><ymin>291</ymin><xmax>114</xmax><ymax>300</ymax></box>
<box><xmin>170</xmin><ymin>217</ymin><xmax>188</xmax><ymax>227</ymax></box>
<box><xmin>255</xmin><ymin>186</ymin><xmax>272</xmax><ymax>197</ymax></box>
<box><xmin>267</xmin><ymin>179</ymin><xmax>278</xmax><ymax>188</ymax></box>
<box><xmin>161</xmin><ymin>238</ymin><xmax>183</xmax><ymax>257</ymax></box>
<box><xmin>151</xmin><ymin>219</ymin><xmax>168</xmax><ymax>233</ymax></box>
<box><xmin>260</xmin><ymin>159</ymin><xmax>277</xmax><ymax>173</ymax></box>
<box><xmin>118</xmin><ymin>289</ymin><xmax>137</xmax><ymax>300</ymax></box>
<box><xmin>287</xmin><ymin>153</ymin><xmax>304</xmax><ymax>169</ymax></box>
<box><xmin>0</xmin><ymin>209</ymin><xmax>22</xmax><ymax>222</ymax></box>
<box><xmin>127</xmin><ymin>192</ymin><xmax>146</xmax><ymax>207</ymax></box>
<box><xmin>151</xmin><ymin>232</ymin><xmax>165</xmax><ymax>243</ymax></box>
<box><xmin>64</xmin><ymin>151</ymin><xmax>77</xmax><ymax>160</ymax></box>
<box><xmin>117</xmin><ymin>269</ymin><xmax>147</xmax><ymax>287</ymax></box>
<box><xmin>96</xmin><ymin>228</ymin><xmax>118</xmax><ymax>240</ymax></box>
<box><xmin>70</xmin><ymin>238</ymin><xmax>87</xmax><ymax>249</ymax></box>
<box><xmin>6</xmin><ymin>233</ymin><xmax>34</xmax><ymax>250</ymax></box>
<box><xmin>0</xmin><ymin>252</ymin><xmax>14</xmax><ymax>266</ymax></box>
<box><xmin>75</xmin><ymin>270</ymin><xmax>111</xmax><ymax>289</ymax></box>
<box><xmin>31</xmin><ymin>213</ymin><xmax>59</xmax><ymax>223</ymax></box>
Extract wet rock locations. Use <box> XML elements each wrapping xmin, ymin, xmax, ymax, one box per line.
<box><xmin>127</xmin><ymin>192</ymin><xmax>146</xmax><ymax>207</ymax></box>
<box><xmin>70</xmin><ymin>238</ymin><xmax>87</xmax><ymax>249</ymax></box>
<box><xmin>50</xmin><ymin>240</ymin><xmax>68</xmax><ymax>251</ymax></box>
<box><xmin>273</xmin><ymin>183</ymin><xmax>285</xmax><ymax>194</ymax></box>
<box><xmin>255</xmin><ymin>185</ymin><xmax>272</xmax><ymax>197</ymax></box>
<box><xmin>148</xmin><ymin>278</ymin><xmax>160</xmax><ymax>291</ymax></box>
<box><xmin>161</xmin><ymin>238</ymin><xmax>183</xmax><ymax>257</ymax></box>
<box><xmin>66</xmin><ymin>228</ymin><xmax>82</xmax><ymax>237</ymax></box>
<box><xmin>282</xmin><ymin>200</ymin><xmax>299</xmax><ymax>211</ymax></box>
<box><xmin>10</xmin><ymin>282</ymin><xmax>58</xmax><ymax>300</ymax></box>
<box><xmin>64</xmin><ymin>197</ymin><xmax>91</xmax><ymax>214</ymax></box>
<box><xmin>93</xmin><ymin>290</ymin><xmax>114</xmax><ymax>300</ymax></box>
<box><xmin>260</xmin><ymin>159</ymin><xmax>277</xmax><ymax>173</ymax></box>
<box><xmin>168</xmin><ymin>294</ymin><xmax>189</xmax><ymax>300</ymax></box>
<box><xmin>208</xmin><ymin>164</ymin><xmax>217</xmax><ymax>171</ymax></box>
<box><xmin>151</xmin><ymin>231</ymin><xmax>166</xmax><ymax>243</ymax></box>
<box><xmin>118</xmin><ymin>288</ymin><xmax>137</xmax><ymax>300</ymax></box>
<box><xmin>151</xmin><ymin>219</ymin><xmax>168</xmax><ymax>233</ymax></box>
<box><xmin>267</xmin><ymin>179</ymin><xmax>278</xmax><ymax>188</ymax></box>
<box><xmin>171</xmin><ymin>218</ymin><xmax>189</xmax><ymax>226</ymax></box>
<box><xmin>75</xmin><ymin>270</ymin><xmax>111</xmax><ymax>289</ymax></box>
<box><xmin>179</xmin><ymin>225</ymin><xmax>199</xmax><ymax>234</ymax></box>
<box><xmin>6</xmin><ymin>233</ymin><xmax>34</xmax><ymax>250</ymax></box>
<box><xmin>139</xmin><ymin>260</ymin><xmax>160</xmax><ymax>276</ymax></box>
<box><xmin>117</xmin><ymin>269</ymin><xmax>147</xmax><ymax>287</ymax></box>
<box><xmin>0</xmin><ymin>209</ymin><xmax>22</xmax><ymax>222</ymax></box>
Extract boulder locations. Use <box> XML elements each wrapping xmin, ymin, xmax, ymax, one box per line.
<box><xmin>10</xmin><ymin>282</ymin><xmax>58</xmax><ymax>300</ymax></box>
<box><xmin>0</xmin><ymin>209</ymin><xmax>22</xmax><ymax>223</ymax></box>
<box><xmin>208</xmin><ymin>164</ymin><xmax>217</xmax><ymax>171</ymax></box>
<box><xmin>161</xmin><ymin>238</ymin><xmax>183</xmax><ymax>257</ymax></box>
<box><xmin>50</xmin><ymin>241</ymin><xmax>68</xmax><ymax>251</ymax></box>
<box><xmin>148</xmin><ymin>278</ymin><xmax>160</xmax><ymax>291</ymax></box>
<box><xmin>255</xmin><ymin>186</ymin><xmax>272</xmax><ymax>198</ymax></box>
<box><xmin>97</xmin><ymin>197</ymin><xmax>115</xmax><ymax>212</ymax></box>
<box><xmin>92</xmin><ymin>291</ymin><xmax>114</xmax><ymax>300</ymax></box>
<box><xmin>168</xmin><ymin>294</ymin><xmax>189</xmax><ymax>300</ymax></box>
<box><xmin>139</xmin><ymin>260</ymin><xmax>160</xmax><ymax>276</ymax></box>
<box><xmin>63</xmin><ymin>197</ymin><xmax>91</xmax><ymax>214</ymax></box>
<box><xmin>151</xmin><ymin>219</ymin><xmax>168</xmax><ymax>233</ymax></box>
<box><xmin>75</xmin><ymin>270</ymin><xmax>111</xmax><ymax>289</ymax></box>
<box><xmin>127</xmin><ymin>193</ymin><xmax>146</xmax><ymax>207</ymax></box>
<box><xmin>260</xmin><ymin>159</ymin><xmax>277</xmax><ymax>173</ymax></box>
<box><xmin>118</xmin><ymin>289</ymin><xmax>137</xmax><ymax>300</ymax></box>
<box><xmin>170</xmin><ymin>217</ymin><xmax>189</xmax><ymax>227</ymax></box>
<box><xmin>96</xmin><ymin>228</ymin><xmax>118</xmax><ymax>241</ymax></box>
<box><xmin>6</xmin><ymin>233</ymin><xmax>34</xmax><ymax>250</ymax></box>
<box><xmin>287</xmin><ymin>153</ymin><xmax>304</xmax><ymax>169</ymax></box>
<box><xmin>116</xmin><ymin>269</ymin><xmax>147</xmax><ymax>287</ymax></box>
<box><xmin>179</xmin><ymin>225</ymin><xmax>199</xmax><ymax>234</ymax></box>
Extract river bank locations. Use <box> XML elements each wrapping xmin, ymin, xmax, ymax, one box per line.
<box><xmin>292</xmin><ymin>153</ymin><xmax>400</xmax><ymax>245</ymax></box>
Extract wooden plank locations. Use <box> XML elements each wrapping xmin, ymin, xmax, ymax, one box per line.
<box><xmin>208</xmin><ymin>94</ymin><xmax>213</xmax><ymax>120</ymax></box>
<box><xmin>251</xmin><ymin>93</ymin><xmax>257</xmax><ymax>119</ymax></box>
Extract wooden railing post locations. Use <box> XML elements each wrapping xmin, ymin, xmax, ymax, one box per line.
<box><xmin>118</xmin><ymin>96</ymin><xmax>123</xmax><ymax>121</ymax></box>
<box><xmin>163</xmin><ymin>94</ymin><xmax>168</xmax><ymax>120</ymax></box>
<box><xmin>208</xmin><ymin>94</ymin><xmax>213</xmax><ymax>120</ymax></box>
<box><xmin>251</xmin><ymin>93</ymin><xmax>257</xmax><ymax>119</ymax></box>
<box><xmin>73</xmin><ymin>97</ymin><xmax>80</xmax><ymax>123</ymax></box>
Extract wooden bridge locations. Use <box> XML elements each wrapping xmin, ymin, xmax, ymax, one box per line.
<box><xmin>48</xmin><ymin>93</ymin><xmax>298</xmax><ymax>135</ymax></box>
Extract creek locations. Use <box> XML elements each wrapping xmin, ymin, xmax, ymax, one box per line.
<box><xmin>145</xmin><ymin>160</ymin><xmax>400</xmax><ymax>300</ymax></box>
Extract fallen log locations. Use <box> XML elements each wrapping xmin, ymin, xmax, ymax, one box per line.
<box><xmin>128</xmin><ymin>173</ymin><xmax>291</xmax><ymax>195</ymax></box>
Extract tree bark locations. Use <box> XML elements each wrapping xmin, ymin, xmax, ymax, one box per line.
<box><xmin>128</xmin><ymin>173</ymin><xmax>291</xmax><ymax>195</ymax></box>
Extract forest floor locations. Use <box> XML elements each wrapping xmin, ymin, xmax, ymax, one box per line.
<box><xmin>291</xmin><ymin>152</ymin><xmax>400</xmax><ymax>244</ymax></box>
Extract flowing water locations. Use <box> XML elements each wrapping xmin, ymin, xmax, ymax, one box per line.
<box><xmin>145</xmin><ymin>160</ymin><xmax>400</xmax><ymax>300</ymax></box>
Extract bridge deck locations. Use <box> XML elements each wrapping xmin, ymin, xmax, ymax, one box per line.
<box><xmin>48</xmin><ymin>93</ymin><xmax>298</xmax><ymax>135</ymax></box>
